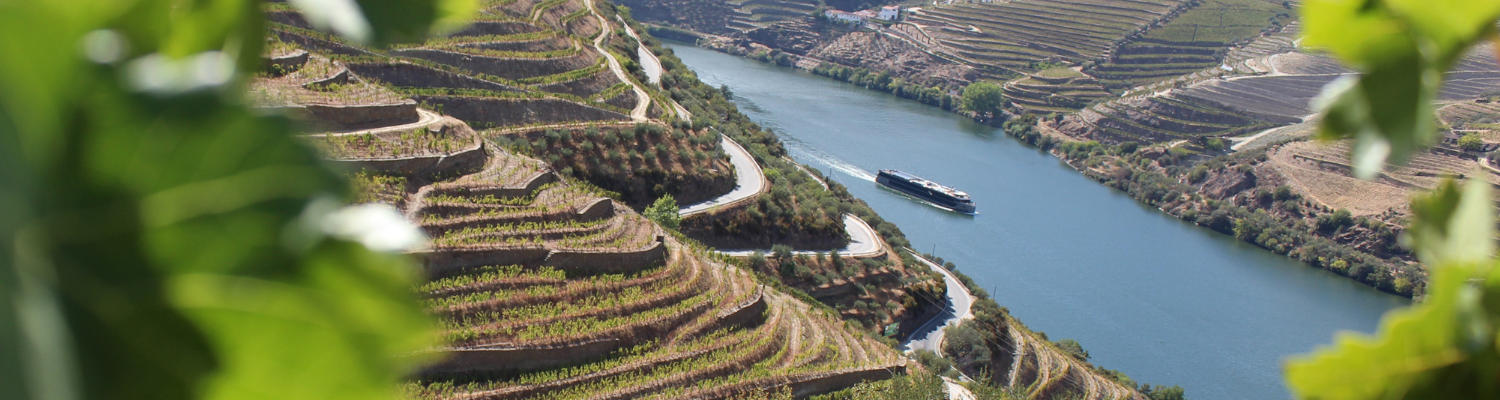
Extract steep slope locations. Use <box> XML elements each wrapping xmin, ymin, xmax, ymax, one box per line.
<box><xmin>252</xmin><ymin>38</ymin><xmax>907</xmax><ymax>398</ymax></box>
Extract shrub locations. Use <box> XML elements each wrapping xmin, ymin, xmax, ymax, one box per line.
<box><xmin>1056</xmin><ymin>339</ymin><xmax>1091</xmax><ymax>361</ymax></box>
<box><xmin>1459</xmin><ymin>132</ymin><xmax>1485</xmax><ymax>151</ymax></box>
<box><xmin>643</xmin><ymin>195</ymin><xmax>680</xmax><ymax>230</ymax></box>
<box><xmin>1317</xmin><ymin>208</ymin><xmax>1354</xmax><ymax>232</ymax></box>
<box><xmin>1187</xmin><ymin>166</ymin><xmax>1208</xmax><ymax>183</ymax></box>
<box><xmin>912</xmin><ymin>349</ymin><xmax>953</xmax><ymax>373</ymax></box>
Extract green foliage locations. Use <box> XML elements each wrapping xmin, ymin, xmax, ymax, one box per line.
<box><xmin>1286</xmin><ymin>178</ymin><xmax>1497</xmax><ymax>399</ymax></box>
<box><xmin>1141</xmin><ymin>384</ymin><xmax>1188</xmax><ymax>400</ymax></box>
<box><xmin>0</xmin><ymin>1</ymin><xmax>473</xmax><ymax>400</ymax></box>
<box><xmin>1055</xmin><ymin>338</ymin><xmax>1091</xmax><ymax>362</ymax></box>
<box><xmin>1203</xmin><ymin>138</ymin><xmax>1226</xmax><ymax>151</ymax></box>
<box><xmin>816</xmin><ymin>371</ymin><xmax>948</xmax><ymax>400</ymax></box>
<box><xmin>811</xmin><ymin>64</ymin><xmax>956</xmax><ymax>110</ymax></box>
<box><xmin>942</xmin><ymin>321</ymin><xmax>992</xmax><ymax>369</ymax></box>
<box><xmin>1302</xmin><ymin>0</ymin><xmax>1500</xmax><ymax>178</ymax></box>
<box><xmin>644</xmin><ymin>194</ymin><xmax>681</xmax><ymax>230</ymax></box>
<box><xmin>1316</xmin><ymin>208</ymin><xmax>1355</xmax><ymax>232</ymax></box>
<box><xmin>299</xmin><ymin>0</ymin><xmax>477</xmax><ymax>45</ymax></box>
<box><xmin>912</xmin><ymin>349</ymin><xmax>954</xmax><ymax>373</ymax></box>
<box><xmin>961</xmin><ymin>81</ymin><xmax>1005</xmax><ymax>116</ymax></box>
<box><xmin>1458</xmin><ymin>133</ymin><xmax>1485</xmax><ymax>151</ymax></box>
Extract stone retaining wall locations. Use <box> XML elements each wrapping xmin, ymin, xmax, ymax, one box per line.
<box><xmin>390</xmin><ymin>48</ymin><xmax>599</xmax><ymax>81</ymax></box>
<box><xmin>346</xmin><ymin>63</ymin><xmax>524</xmax><ymax>93</ymax></box>
<box><xmin>263</xmin><ymin>49</ymin><xmax>308</xmax><ymax>75</ymax></box>
<box><xmin>430</xmin><ymin>171</ymin><xmax>557</xmax><ymax>200</ymax></box>
<box><xmin>714</xmin><ymin>289</ymin><xmax>767</xmax><ymax>331</ymax></box>
<box><xmin>420</xmin><ymin>338</ymin><xmax>621</xmax><ymax>377</ymax></box>
<box><xmin>303</xmin><ymin>68</ymin><xmax>350</xmax><ymax>88</ymax></box>
<box><xmin>420</xmin><ymin>248</ymin><xmax>552</xmax><ymax>277</ymax></box>
<box><xmin>332</xmin><ymin>140</ymin><xmax>486</xmax><ymax>178</ymax></box>
<box><xmin>413</xmin><ymin>96</ymin><xmax>627</xmax><ymax>127</ymax></box>
<box><xmin>305</xmin><ymin>102</ymin><xmax>419</xmax><ymax>128</ymax></box>
<box><xmin>789</xmin><ymin>365</ymin><xmax>906</xmax><ymax>398</ymax></box>
<box><xmin>544</xmin><ymin>238</ymin><xmax>668</xmax><ymax>272</ymax></box>
<box><xmin>417</xmin><ymin>197</ymin><xmax>614</xmax><ymax>237</ymax></box>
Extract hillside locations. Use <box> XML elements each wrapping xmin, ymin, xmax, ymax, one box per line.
<box><xmin>251</xmin><ymin>0</ymin><xmax>1157</xmax><ymax>398</ymax></box>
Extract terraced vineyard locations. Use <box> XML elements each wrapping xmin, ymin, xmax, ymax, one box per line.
<box><xmin>617</xmin><ymin>0</ymin><xmax>820</xmax><ymax>34</ymax></box>
<box><xmin>403</xmin><ymin>149</ymin><xmax>908</xmax><ymax>399</ymax></box>
<box><xmin>1440</xmin><ymin>101</ymin><xmax>1500</xmax><ymax>133</ymax></box>
<box><xmin>1005</xmin><ymin>66</ymin><xmax>1114</xmax><ymax>114</ymax></box>
<box><xmin>730</xmin><ymin>0</ymin><xmax>822</xmax><ymax>29</ymax></box>
<box><xmin>1266</xmin><ymin>140</ymin><xmax>1500</xmax><ymax>218</ymax></box>
<box><xmin>253</xmin><ymin>35</ymin><xmax>912</xmax><ymax>399</ymax></box>
<box><xmin>999</xmin><ymin>323</ymin><xmax>1140</xmax><ymax>400</ymax></box>
<box><xmin>266</xmin><ymin>0</ymin><xmax>658</xmax><ymax>132</ymax></box>
<box><xmin>1090</xmin><ymin>0</ymin><xmax>1292</xmax><ymax>89</ymax></box>
<box><xmin>905</xmin><ymin>0</ymin><xmax>1185</xmax><ymax>74</ymax></box>
<box><xmin>1058</xmin><ymin>41</ymin><xmax>1500</xmax><ymax>147</ymax></box>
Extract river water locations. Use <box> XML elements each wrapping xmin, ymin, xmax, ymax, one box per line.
<box><xmin>664</xmin><ymin>41</ymin><xmax>1409</xmax><ymax>400</ymax></box>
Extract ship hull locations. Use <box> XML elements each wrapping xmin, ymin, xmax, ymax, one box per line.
<box><xmin>876</xmin><ymin>172</ymin><xmax>977</xmax><ymax>214</ymax></box>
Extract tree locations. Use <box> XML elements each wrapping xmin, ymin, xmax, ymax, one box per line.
<box><xmin>1458</xmin><ymin>132</ymin><xmax>1484</xmax><ymax>151</ymax></box>
<box><xmin>772</xmin><ymin>244</ymin><xmax>794</xmax><ymax>260</ymax></box>
<box><xmin>912</xmin><ymin>349</ymin><xmax>953</xmax><ymax>373</ymax></box>
<box><xmin>1316</xmin><ymin>208</ymin><xmax>1353</xmax><ymax>232</ymax></box>
<box><xmin>644</xmin><ymin>195</ymin><xmax>681</xmax><ymax>230</ymax></box>
<box><xmin>1055</xmin><ymin>339</ymin><xmax>1091</xmax><ymax>361</ymax></box>
<box><xmin>961</xmin><ymin>81</ymin><xmax>1005</xmax><ymax>117</ymax></box>
<box><xmin>1142</xmin><ymin>385</ymin><xmax>1187</xmax><ymax>400</ymax></box>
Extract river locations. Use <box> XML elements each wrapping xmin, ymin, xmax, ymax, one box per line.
<box><xmin>663</xmin><ymin>41</ymin><xmax>1409</xmax><ymax>400</ymax></box>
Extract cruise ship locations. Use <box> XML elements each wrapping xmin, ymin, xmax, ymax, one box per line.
<box><xmin>876</xmin><ymin>169</ymin><xmax>976</xmax><ymax>214</ymax></box>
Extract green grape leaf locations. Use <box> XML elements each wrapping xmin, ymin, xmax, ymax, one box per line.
<box><xmin>2</xmin><ymin>1</ymin><xmax>451</xmax><ymax>399</ymax></box>
<box><xmin>1301</xmin><ymin>0</ymin><xmax>1500</xmax><ymax>178</ymax></box>
<box><xmin>288</xmin><ymin>0</ymin><xmax>476</xmax><ymax>45</ymax></box>
<box><xmin>171</xmin><ymin>243</ymin><xmax>438</xmax><ymax>400</ymax></box>
<box><xmin>1285</xmin><ymin>264</ymin><xmax>1477</xmax><ymax>400</ymax></box>
<box><xmin>1406</xmin><ymin>178</ymin><xmax>1495</xmax><ymax>266</ymax></box>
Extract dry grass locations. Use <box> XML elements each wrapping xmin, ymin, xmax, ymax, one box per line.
<box><xmin>1267</xmin><ymin>140</ymin><xmax>1500</xmax><ymax>216</ymax></box>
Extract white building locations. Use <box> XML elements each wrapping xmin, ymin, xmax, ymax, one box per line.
<box><xmin>825</xmin><ymin>10</ymin><xmax>867</xmax><ymax>23</ymax></box>
<box><xmin>878</xmin><ymin>5</ymin><xmax>900</xmax><ymax>20</ymax></box>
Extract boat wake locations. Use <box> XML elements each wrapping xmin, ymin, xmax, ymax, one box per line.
<box><xmin>786</xmin><ymin>143</ymin><xmax>876</xmax><ymax>182</ymax></box>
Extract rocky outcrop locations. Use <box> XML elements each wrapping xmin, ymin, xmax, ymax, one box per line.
<box><xmin>1201</xmin><ymin>170</ymin><xmax>1257</xmax><ymax>200</ymax></box>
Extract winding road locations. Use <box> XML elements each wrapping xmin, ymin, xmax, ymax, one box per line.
<box><xmin>680</xmin><ymin>134</ymin><xmax>766</xmax><ymax>216</ymax></box>
<box><xmin>714</xmin><ymin>214</ymin><xmax>884</xmax><ymax>257</ymax></box>
<box><xmin>616</xmin><ymin>15</ymin><xmax>662</xmax><ymax>86</ymax></box>
<box><xmin>586</xmin><ymin>0</ymin><xmax>649</xmax><ymax>121</ymax></box>
<box><xmin>902</xmin><ymin>250</ymin><xmax>975</xmax><ymax>355</ymax></box>
<box><xmin>676</xmin><ymin>130</ymin><xmax>882</xmax><ymax>258</ymax></box>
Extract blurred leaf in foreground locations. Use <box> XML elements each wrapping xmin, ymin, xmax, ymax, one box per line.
<box><xmin>0</xmin><ymin>0</ymin><xmax>473</xmax><ymax>400</ymax></box>
<box><xmin>1287</xmin><ymin>179</ymin><xmax>1498</xmax><ymax>400</ymax></box>
<box><xmin>1302</xmin><ymin>0</ymin><xmax>1500</xmax><ymax>178</ymax></box>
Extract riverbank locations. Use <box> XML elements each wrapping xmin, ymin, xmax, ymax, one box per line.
<box><xmin>664</xmin><ymin>40</ymin><xmax>1407</xmax><ymax>399</ymax></box>
<box><xmin>661</xmin><ymin>34</ymin><xmax>1420</xmax><ymax>297</ymax></box>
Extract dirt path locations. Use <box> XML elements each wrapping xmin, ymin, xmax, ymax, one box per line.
<box><xmin>306</xmin><ymin>108</ymin><xmax>443</xmax><ymax>137</ymax></box>
<box><xmin>586</xmin><ymin>0</ymin><xmax>649</xmax><ymax>121</ymax></box>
